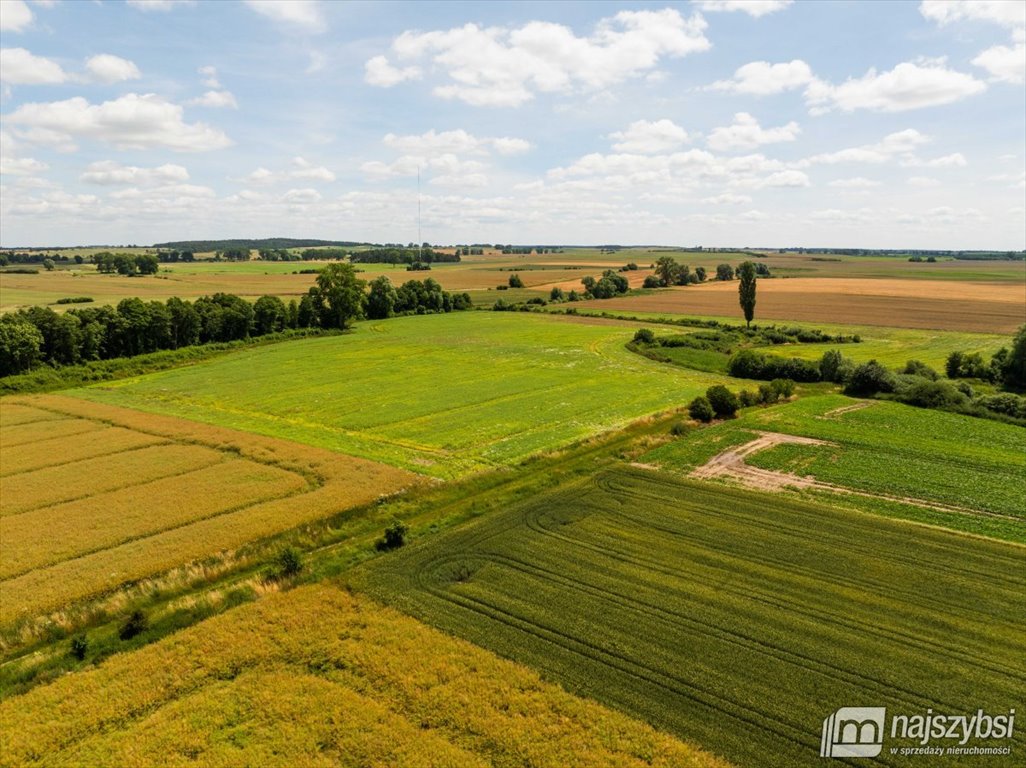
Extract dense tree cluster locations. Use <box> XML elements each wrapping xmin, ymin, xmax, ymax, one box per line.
<box><xmin>95</xmin><ymin>252</ymin><xmax>160</xmax><ymax>275</ymax></box>
<box><xmin>155</xmin><ymin>250</ymin><xmax>196</xmax><ymax>263</ymax></box>
<box><xmin>350</xmin><ymin>248</ymin><xmax>460</xmax><ymax>265</ymax></box>
<box><xmin>0</xmin><ymin>265</ymin><xmax>470</xmax><ymax>376</ymax></box>
<box><xmin>214</xmin><ymin>248</ymin><xmax>251</xmax><ymax>261</ymax></box>
<box><xmin>581</xmin><ymin>270</ymin><xmax>629</xmax><ymax>299</ymax></box>
<box><xmin>257</xmin><ymin>249</ymin><xmax>302</xmax><ymax>261</ymax></box>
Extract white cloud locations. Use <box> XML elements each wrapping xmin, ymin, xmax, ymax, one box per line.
<box><xmin>126</xmin><ymin>0</ymin><xmax>196</xmax><ymax>10</ymax></box>
<box><xmin>919</xmin><ymin>1</ymin><xmax>1025</xmax><ymax>29</ymax></box>
<box><xmin>907</xmin><ymin>176</ymin><xmax>941</xmax><ymax>187</ymax></box>
<box><xmin>290</xmin><ymin>156</ymin><xmax>335</xmax><ymax>181</ymax></box>
<box><xmin>806</xmin><ymin>60</ymin><xmax>986</xmax><ymax>113</ymax></box>
<box><xmin>707</xmin><ymin>59</ymin><xmax>814</xmax><ymax>95</ymax></box>
<box><xmin>246</xmin><ymin>167</ymin><xmax>274</xmax><ymax>184</ymax></box>
<box><xmin>739</xmin><ymin>209</ymin><xmax>770</xmax><ymax>221</ymax></box>
<box><xmin>83</xmin><ymin>54</ymin><xmax>141</xmax><ymax>84</ymax></box>
<box><xmin>701</xmin><ymin>192</ymin><xmax>752</xmax><ymax>204</ymax></box>
<box><xmin>80</xmin><ymin>160</ymin><xmax>189</xmax><ymax>185</ymax></box>
<box><xmin>7</xmin><ymin>94</ymin><xmax>232</xmax><ymax>152</ymax></box>
<box><xmin>362</xmin><ymin>153</ymin><xmax>487</xmax><ymax>182</ymax></box>
<box><xmin>695</xmin><ymin>1</ymin><xmax>793</xmax><ymax>18</ymax></box>
<box><xmin>610</xmin><ymin>119</ymin><xmax>689</xmax><ymax>153</ymax></box>
<box><xmin>382</xmin><ymin>129</ymin><xmax>531</xmax><ymax>156</ymax></box>
<box><xmin>371</xmin><ymin>9</ymin><xmax>710</xmax><ymax>106</ymax></box>
<box><xmin>801</xmin><ymin>128</ymin><xmax>931</xmax><ymax>166</ymax></box>
<box><xmin>750</xmin><ymin>169</ymin><xmax>810</xmax><ymax>188</ymax></box>
<box><xmin>827</xmin><ymin>177</ymin><xmax>881</xmax><ymax>188</ymax></box>
<box><xmin>364</xmin><ymin>55</ymin><xmax>421</xmax><ymax>87</ymax></box>
<box><xmin>283</xmin><ymin>187</ymin><xmax>322</xmax><ymax>203</ymax></box>
<box><xmin>0</xmin><ymin>48</ymin><xmax>66</xmax><ymax>84</ymax></box>
<box><xmin>198</xmin><ymin>65</ymin><xmax>220</xmax><ymax>88</ymax></box>
<box><xmin>244</xmin><ymin>0</ymin><xmax>325</xmax><ymax>33</ymax></box>
<box><xmin>0</xmin><ymin>0</ymin><xmax>32</xmax><ymax>32</ymax></box>
<box><xmin>972</xmin><ymin>41</ymin><xmax>1026</xmax><ymax>83</ymax></box>
<box><xmin>901</xmin><ymin>152</ymin><xmax>967</xmax><ymax>168</ymax></box>
<box><xmin>188</xmin><ymin>90</ymin><xmax>238</xmax><ymax>108</ymax></box>
<box><xmin>706</xmin><ymin>112</ymin><xmax>800</xmax><ymax>151</ymax></box>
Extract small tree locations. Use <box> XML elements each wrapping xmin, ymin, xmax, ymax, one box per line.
<box><xmin>758</xmin><ymin>382</ymin><xmax>779</xmax><ymax>404</ymax></box>
<box><xmin>688</xmin><ymin>396</ymin><xmax>714</xmax><ymax>422</ymax></box>
<box><xmin>366</xmin><ymin>275</ymin><xmax>399</xmax><ymax>319</ymax></box>
<box><xmin>945</xmin><ymin>351</ymin><xmax>964</xmax><ymax>379</ymax></box>
<box><xmin>642</xmin><ymin>275</ymin><xmax>661</xmax><ymax>289</ymax></box>
<box><xmin>508</xmin><ymin>273</ymin><xmax>524</xmax><ymax>288</ymax></box>
<box><xmin>1001</xmin><ymin>325</ymin><xmax>1026</xmax><ymax>390</ymax></box>
<box><xmin>119</xmin><ymin>610</ymin><xmax>148</xmax><ymax>641</ymax></box>
<box><xmin>549</xmin><ymin>286</ymin><xmax>565</xmax><ymax>302</ymax></box>
<box><xmin>376</xmin><ymin>519</ymin><xmax>409</xmax><ymax>551</ymax></box>
<box><xmin>715</xmin><ymin>263</ymin><xmax>734</xmax><ymax>281</ymax></box>
<box><xmin>845</xmin><ymin>360</ymin><xmax>895</xmax><ymax>396</ymax></box>
<box><xmin>42</xmin><ymin>258</ymin><xmax>56</xmax><ymax>271</ymax></box>
<box><xmin>277</xmin><ymin>547</ymin><xmax>303</xmax><ymax>578</ymax></box>
<box><xmin>70</xmin><ymin>635</ymin><xmax>88</xmax><ymax>660</ymax></box>
<box><xmin>770</xmin><ymin>378</ymin><xmax>795</xmax><ymax>398</ymax></box>
<box><xmin>633</xmin><ymin>328</ymin><xmax>656</xmax><ymax>344</ymax></box>
<box><xmin>819</xmin><ymin>349</ymin><xmax>844</xmax><ymax>382</ymax></box>
<box><xmin>705</xmin><ymin>385</ymin><xmax>739</xmax><ymax>418</ymax></box>
<box><xmin>737</xmin><ymin>261</ymin><xmax>757</xmax><ymax>328</ymax></box>
<box><xmin>695</xmin><ymin>266</ymin><xmax>707</xmax><ymax>282</ymax></box>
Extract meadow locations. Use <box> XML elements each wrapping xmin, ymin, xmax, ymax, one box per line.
<box><xmin>355</xmin><ymin>467</ymin><xmax>1026</xmax><ymax>768</ymax></box>
<box><xmin>0</xmin><ymin>584</ymin><xmax>728</xmax><ymax>768</ymax></box>
<box><xmin>643</xmin><ymin>394</ymin><xmax>1026</xmax><ymax>541</ymax></box>
<box><xmin>69</xmin><ymin>312</ymin><xmax>731</xmax><ymax>478</ymax></box>
<box><xmin>0</xmin><ymin>395</ymin><xmax>415</xmax><ymax>626</ymax></box>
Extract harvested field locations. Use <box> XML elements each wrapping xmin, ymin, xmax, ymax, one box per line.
<box><xmin>0</xmin><ymin>396</ymin><xmax>417</xmax><ymax>625</ymax></box>
<box><xmin>597</xmin><ymin>278</ymin><xmax>1026</xmax><ymax>333</ymax></box>
<box><xmin>0</xmin><ymin>585</ymin><xmax>728</xmax><ymax>768</ymax></box>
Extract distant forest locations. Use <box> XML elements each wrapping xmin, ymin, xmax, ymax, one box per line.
<box><xmin>152</xmin><ymin>238</ymin><xmax>368</xmax><ymax>252</ymax></box>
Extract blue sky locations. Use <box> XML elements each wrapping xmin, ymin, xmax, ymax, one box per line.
<box><xmin>1</xmin><ymin>0</ymin><xmax>1023</xmax><ymax>248</ymax></box>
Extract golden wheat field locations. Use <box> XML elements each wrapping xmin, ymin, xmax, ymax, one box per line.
<box><xmin>0</xmin><ymin>396</ymin><xmax>417</xmax><ymax>626</ymax></box>
<box><xmin>0</xmin><ymin>584</ymin><xmax>730</xmax><ymax>768</ymax></box>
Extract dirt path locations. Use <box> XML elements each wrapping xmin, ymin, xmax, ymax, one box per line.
<box><xmin>821</xmin><ymin>401</ymin><xmax>875</xmax><ymax>419</ymax></box>
<box><xmin>690</xmin><ymin>431</ymin><xmax>1012</xmax><ymax>520</ymax></box>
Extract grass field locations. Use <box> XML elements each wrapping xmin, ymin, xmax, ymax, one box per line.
<box><xmin>0</xmin><ymin>396</ymin><xmax>416</xmax><ymax>626</ymax></box>
<box><xmin>355</xmin><ymin>467</ymin><xmax>1026</xmax><ymax>768</ymax></box>
<box><xmin>0</xmin><ymin>584</ymin><xmax>728</xmax><ymax>768</ymax></box>
<box><xmin>595</xmin><ymin>278</ymin><xmax>1025</xmax><ymax>334</ymax></box>
<box><xmin>69</xmin><ymin>312</ymin><xmax>731</xmax><ymax>478</ymax></box>
<box><xmin>643</xmin><ymin>394</ymin><xmax>1026</xmax><ymax>541</ymax></box>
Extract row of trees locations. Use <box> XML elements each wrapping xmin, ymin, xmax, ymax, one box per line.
<box><xmin>582</xmin><ymin>270</ymin><xmax>630</xmax><ymax>299</ymax></box>
<box><xmin>0</xmin><ymin>265</ymin><xmax>469</xmax><ymax>376</ymax></box>
<box><xmin>641</xmin><ymin>257</ymin><xmax>770</xmax><ymax>290</ymax></box>
<box><xmin>350</xmin><ymin>248</ymin><xmax>460</xmax><ymax>265</ymax></box>
<box><xmin>95</xmin><ymin>252</ymin><xmax>160</xmax><ymax>275</ymax></box>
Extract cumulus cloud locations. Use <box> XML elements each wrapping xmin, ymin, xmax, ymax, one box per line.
<box><xmin>126</xmin><ymin>0</ymin><xmax>197</xmax><ymax>10</ymax></box>
<box><xmin>368</xmin><ymin>9</ymin><xmax>710</xmax><ymax>106</ymax></box>
<box><xmin>242</xmin><ymin>158</ymin><xmax>335</xmax><ymax>184</ymax></box>
<box><xmin>800</xmin><ymin>128</ymin><xmax>931</xmax><ymax>165</ymax></box>
<box><xmin>0</xmin><ymin>130</ymin><xmax>48</xmax><ymax>176</ymax></box>
<box><xmin>695</xmin><ymin>1</ymin><xmax>793</xmax><ymax>18</ymax></box>
<box><xmin>243</xmin><ymin>0</ymin><xmax>325</xmax><ymax>33</ymax></box>
<box><xmin>282</xmin><ymin>187</ymin><xmax>322</xmax><ymax>203</ymax></box>
<box><xmin>362</xmin><ymin>153</ymin><xmax>487</xmax><ymax>183</ymax></box>
<box><xmin>972</xmin><ymin>39</ymin><xmax>1026</xmax><ymax>83</ymax></box>
<box><xmin>188</xmin><ymin>90</ymin><xmax>238</xmax><ymax>108</ymax></box>
<box><xmin>919</xmin><ymin>1</ymin><xmax>1025</xmax><ymax>29</ymax></box>
<box><xmin>364</xmin><ymin>55</ymin><xmax>421</xmax><ymax>87</ymax></box>
<box><xmin>900</xmin><ymin>152</ymin><xmax>968</xmax><ymax>168</ymax></box>
<box><xmin>609</xmin><ymin>119</ymin><xmax>689</xmax><ymax>153</ymax></box>
<box><xmin>806</xmin><ymin>60</ymin><xmax>986</xmax><ymax>113</ymax></box>
<box><xmin>827</xmin><ymin>177</ymin><xmax>881</xmax><ymax>188</ymax></box>
<box><xmin>0</xmin><ymin>48</ymin><xmax>66</xmax><ymax>84</ymax></box>
<box><xmin>83</xmin><ymin>54</ymin><xmax>141</xmax><ymax>84</ymax></box>
<box><xmin>701</xmin><ymin>192</ymin><xmax>752</xmax><ymax>204</ymax></box>
<box><xmin>7</xmin><ymin>93</ymin><xmax>232</xmax><ymax>152</ymax></box>
<box><xmin>706</xmin><ymin>112</ymin><xmax>800</xmax><ymax>151</ymax></box>
<box><xmin>80</xmin><ymin>160</ymin><xmax>189</xmax><ymax>185</ymax></box>
<box><xmin>707</xmin><ymin>59</ymin><xmax>814</xmax><ymax>95</ymax></box>
<box><xmin>198</xmin><ymin>65</ymin><xmax>220</xmax><ymax>88</ymax></box>
<box><xmin>0</xmin><ymin>0</ymin><xmax>33</xmax><ymax>32</ymax></box>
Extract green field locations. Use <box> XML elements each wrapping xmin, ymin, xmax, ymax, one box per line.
<box><xmin>70</xmin><ymin>312</ymin><xmax>729</xmax><ymax>478</ymax></box>
<box><xmin>644</xmin><ymin>395</ymin><xmax>1026</xmax><ymax>541</ymax></box>
<box><xmin>355</xmin><ymin>467</ymin><xmax>1026</xmax><ymax>768</ymax></box>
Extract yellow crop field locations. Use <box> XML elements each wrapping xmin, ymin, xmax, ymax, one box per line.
<box><xmin>0</xmin><ymin>396</ymin><xmax>418</xmax><ymax>626</ymax></box>
<box><xmin>0</xmin><ymin>585</ymin><xmax>729</xmax><ymax>768</ymax></box>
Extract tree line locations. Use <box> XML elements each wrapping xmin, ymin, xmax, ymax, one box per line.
<box><xmin>0</xmin><ymin>265</ymin><xmax>470</xmax><ymax>377</ymax></box>
<box><xmin>350</xmin><ymin>247</ymin><xmax>461</xmax><ymax>265</ymax></box>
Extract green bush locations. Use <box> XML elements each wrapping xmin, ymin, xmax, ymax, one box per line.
<box><xmin>276</xmin><ymin>547</ymin><xmax>303</xmax><ymax>578</ymax></box>
<box><xmin>70</xmin><ymin>635</ymin><xmax>88</xmax><ymax>660</ymax></box>
<box><xmin>845</xmin><ymin>360</ymin><xmax>896</xmax><ymax>396</ymax></box>
<box><xmin>633</xmin><ymin>328</ymin><xmax>656</xmax><ymax>344</ymax></box>
<box><xmin>670</xmin><ymin>421</ymin><xmax>690</xmax><ymax>436</ymax></box>
<box><xmin>770</xmin><ymin>378</ymin><xmax>795</xmax><ymax>398</ymax></box>
<box><xmin>688</xmin><ymin>396</ymin><xmax>714</xmax><ymax>423</ymax></box>
<box><xmin>119</xmin><ymin>610</ymin><xmax>148</xmax><ymax>641</ymax></box>
<box><xmin>376</xmin><ymin>519</ymin><xmax>409</xmax><ymax>551</ymax></box>
<box><xmin>705</xmin><ymin>385</ymin><xmax>739</xmax><ymax>418</ymax></box>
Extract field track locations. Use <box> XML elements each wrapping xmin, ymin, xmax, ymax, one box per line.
<box><xmin>0</xmin><ymin>396</ymin><xmax>416</xmax><ymax>625</ymax></box>
<box><xmin>357</xmin><ymin>467</ymin><xmax>1026</xmax><ymax>768</ymax></box>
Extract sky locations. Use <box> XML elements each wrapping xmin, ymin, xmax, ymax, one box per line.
<box><xmin>0</xmin><ymin>0</ymin><xmax>1024</xmax><ymax>249</ymax></box>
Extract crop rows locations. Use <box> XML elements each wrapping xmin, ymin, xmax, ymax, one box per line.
<box><xmin>0</xmin><ymin>395</ymin><xmax>416</xmax><ymax>626</ymax></box>
<box><xmin>0</xmin><ymin>585</ymin><xmax>727</xmax><ymax>768</ymax></box>
<box><xmin>356</xmin><ymin>467</ymin><xmax>1026</xmax><ymax>768</ymax></box>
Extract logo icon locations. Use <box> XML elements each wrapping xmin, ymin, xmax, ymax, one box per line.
<box><xmin>821</xmin><ymin>707</ymin><xmax>887</xmax><ymax>758</ymax></box>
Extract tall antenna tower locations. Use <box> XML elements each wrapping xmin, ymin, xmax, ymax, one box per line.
<box><xmin>417</xmin><ymin>166</ymin><xmax>422</xmax><ymax>262</ymax></box>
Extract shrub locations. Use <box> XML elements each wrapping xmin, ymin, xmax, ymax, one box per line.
<box><xmin>758</xmin><ymin>383</ymin><xmax>779</xmax><ymax>404</ymax></box>
<box><xmin>688</xmin><ymin>396</ymin><xmax>714</xmax><ymax>422</ymax></box>
<box><xmin>770</xmin><ymin>378</ymin><xmax>795</xmax><ymax>398</ymax></box>
<box><xmin>845</xmin><ymin>360</ymin><xmax>896</xmax><ymax>396</ymax></box>
<box><xmin>549</xmin><ymin>287</ymin><xmax>565</xmax><ymax>302</ymax></box>
<box><xmin>737</xmin><ymin>390</ymin><xmax>759</xmax><ymax>408</ymax></box>
<box><xmin>898</xmin><ymin>380</ymin><xmax>968</xmax><ymax>409</ymax></box>
<box><xmin>55</xmin><ymin>297</ymin><xmax>94</xmax><ymax>305</ymax></box>
<box><xmin>975</xmin><ymin>393</ymin><xmax>1026</xmax><ymax>419</ymax></box>
<box><xmin>376</xmin><ymin>519</ymin><xmax>409</xmax><ymax>551</ymax></box>
<box><xmin>727</xmin><ymin>349</ymin><xmax>820</xmax><ymax>382</ymax></box>
<box><xmin>903</xmin><ymin>359</ymin><xmax>939</xmax><ymax>380</ymax></box>
<box><xmin>819</xmin><ymin>349</ymin><xmax>844</xmax><ymax>382</ymax></box>
<box><xmin>642</xmin><ymin>275</ymin><xmax>661</xmax><ymax>289</ymax></box>
<box><xmin>276</xmin><ymin>547</ymin><xmax>303</xmax><ymax>578</ymax></box>
<box><xmin>670</xmin><ymin>421</ymin><xmax>690</xmax><ymax>436</ymax></box>
<box><xmin>70</xmin><ymin>635</ymin><xmax>88</xmax><ymax>660</ymax></box>
<box><xmin>508</xmin><ymin>273</ymin><xmax>524</xmax><ymax>288</ymax></box>
<box><xmin>633</xmin><ymin>328</ymin><xmax>656</xmax><ymax>344</ymax></box>
<box><xmin>119</xmin><ymin>610</ymin><xmax>148</xmax><ymax>641</ymax></box>
<box><xmin>705</xmin><ymin>385</ymin><xmax>739</xmax><ymax>418</ymax></box>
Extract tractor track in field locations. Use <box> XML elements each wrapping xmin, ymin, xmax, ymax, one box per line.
<box><xmin>690</xmin><ymin>431</ymin><xmax>1016</xmax><ymax>521</ymax></box>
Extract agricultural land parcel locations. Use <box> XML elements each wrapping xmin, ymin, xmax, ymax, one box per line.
<box><xmin>0</xmin><ymin>395</ymin><xmax>416</xmax><ymax>626</ymax></box>
<box><xmin>69</xmin><ymin>312</ymin><xmax>733</xmax><ymax>478</ymax></box>
<box><xmin>644</xmin><ymin>394</ymin><xmax>1026</xmax><ymax>542</ymax></box>
<box><xmin>355</xmin><ymin>467</ymin><xmax>1026</xmax><ymax>768</ymax></box>
<box><xmin>0</xmin><ymin>584</ymin><xmax>728</xmax><ymax>768</ymax></box>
